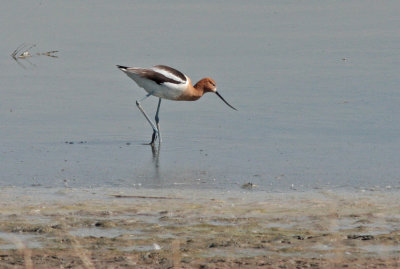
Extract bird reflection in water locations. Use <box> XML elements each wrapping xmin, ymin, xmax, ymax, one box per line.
<box><xmin>150</xmin><ymin>143</ymin><xmax>161</xmax><ymax>180</ymax></box>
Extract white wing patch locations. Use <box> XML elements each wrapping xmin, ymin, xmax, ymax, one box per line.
<box><xmin>151</xmin><ymin>67</ymin><xmax>185</xmax><ymax>84</ymax></box>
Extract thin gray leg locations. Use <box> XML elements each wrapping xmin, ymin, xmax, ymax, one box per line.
<box><xmin>155</xmin><ymin>98</ymin><xmax>162</xmax><ymax>143</ymax></box>
<box><xmin>136</xmin><ymin>94</ymin><xmax>159</xmax><ymax>144</ymax></box>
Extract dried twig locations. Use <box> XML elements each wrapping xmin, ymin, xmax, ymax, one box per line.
<box><xmin>111</xmin><ymin>194</ymin><xmax>181</xmax><ymax>199</ymax></box>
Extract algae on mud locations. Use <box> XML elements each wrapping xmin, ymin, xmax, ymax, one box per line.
<box><xmin>0</xmin><ymin>188</ymin><xmax>399</xmax><ymax>268</ymax></box>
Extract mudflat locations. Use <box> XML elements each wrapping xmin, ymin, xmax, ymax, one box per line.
<box><xmin>0</xmin><ymin>188</ymin><xmax>399</xmax><ymax>268</ymax></box>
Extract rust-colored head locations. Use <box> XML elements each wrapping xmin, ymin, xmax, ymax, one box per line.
<box><xmin>194</xmin><ymin>78</ymin><xmax>217</xmax><ymax>93</ymax></box>
<box><xmin>194</xmin><ymin>78</ymin><xmax>237</xmax><ymax>110</ymax></box>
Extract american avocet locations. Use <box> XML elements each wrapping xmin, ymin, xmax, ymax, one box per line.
<box><xmin>117</xmin><ymin>64</ymin><xmax>237</xmax><ymax>144</ymax></box>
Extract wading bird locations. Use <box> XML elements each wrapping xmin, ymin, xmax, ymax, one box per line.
<box><xmin>117</xmin><ymin>65</ymin><xmax>236</xmax><ymax>144</ymax></box>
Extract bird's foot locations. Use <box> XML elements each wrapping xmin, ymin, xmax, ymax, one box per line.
<box><xmin>149</xmin><ymin>130</ymin><xmax>159</xmax><ymax>145</ymax></box>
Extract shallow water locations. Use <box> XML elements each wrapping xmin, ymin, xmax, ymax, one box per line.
<box><xmin>1</xmin><ymin>1</ymin><xmax>400</xmax><ymax>191</ymax></box>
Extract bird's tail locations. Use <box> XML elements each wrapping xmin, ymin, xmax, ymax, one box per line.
<box><xmin>116</xmin><ymin>65</ymin><xmax>129</xmax><ymax>71</ymax></box>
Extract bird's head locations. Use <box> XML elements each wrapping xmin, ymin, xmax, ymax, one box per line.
<box><xmin>196</xmin><ymin>78</ymin><xmax>237</xmax><ymax>111</ymax></box>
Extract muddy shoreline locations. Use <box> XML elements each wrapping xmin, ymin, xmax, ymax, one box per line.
<box><xmin>0</xmin><ymin>188</ymin><xmax>399</xmax><ymax>268</ymax></box>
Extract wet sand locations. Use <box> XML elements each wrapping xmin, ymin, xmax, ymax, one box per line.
<box><xmin>0</xmin><ymin>188</ymin><xmax>399</xmax><ymax>268</ymax></box>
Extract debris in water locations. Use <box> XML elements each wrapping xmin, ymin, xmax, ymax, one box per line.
<box><xmin>11</xmin><ymin>43</ymin><xmax>59</xmax><ymax>69</ymax></box>
<box><xmin>347</xmin><ymin>234</ymin><xmax>374</xmax><ymax>241</ymax></box>
<box><xmin>241</xmin><ymin>182</ymin><xmax>257</xmax><ymax>189</ymax></box>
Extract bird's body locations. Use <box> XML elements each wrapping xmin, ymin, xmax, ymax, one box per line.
<box><xmin>117</xmin><ymin>64</ymin><xmax>236</xmax><ymax>144</ymax></box>
<box><xmin>118</xmin><ymin>65</ymin><xmax>191</xmax><ymax>100</ymax></box>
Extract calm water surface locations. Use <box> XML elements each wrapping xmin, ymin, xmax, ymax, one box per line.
<box><xmin>1</xmin><ymin>1</ymin><xmax>400</xmax><ymax>191</ymax></box>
